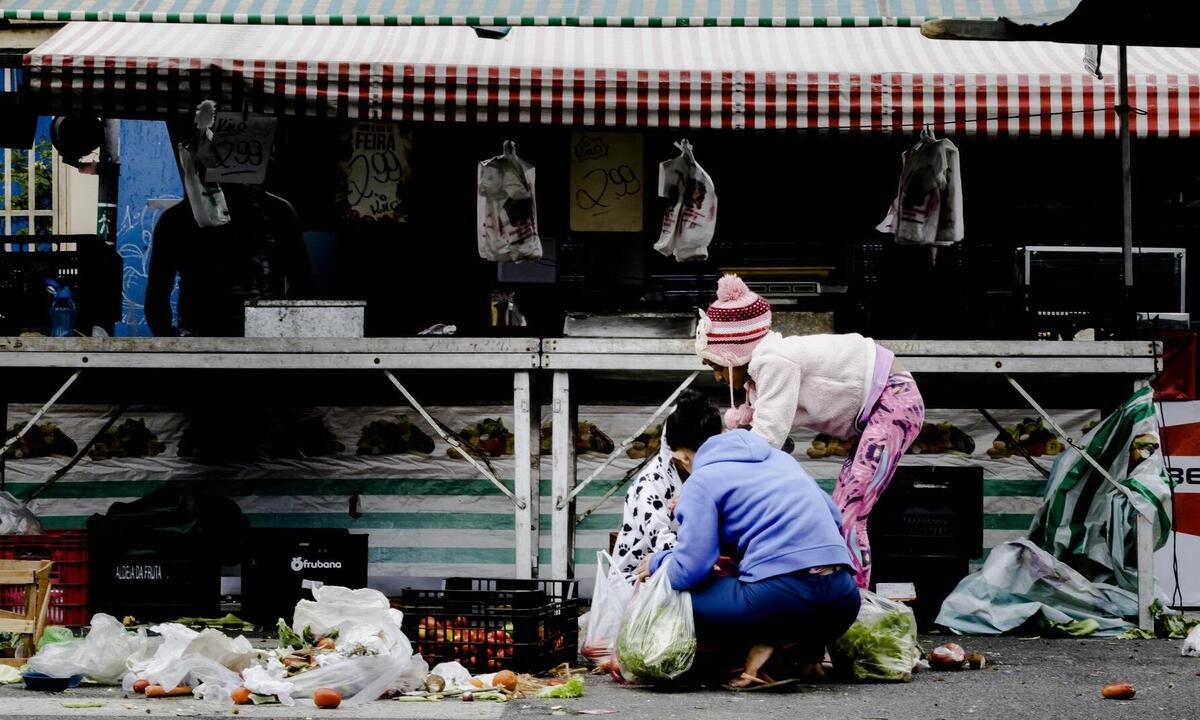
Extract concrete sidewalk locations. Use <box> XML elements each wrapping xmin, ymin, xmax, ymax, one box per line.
<box><xmin>0</xmin><ymin>637</ymin><xmax>1195</xmax><ymax>720</ymax></box>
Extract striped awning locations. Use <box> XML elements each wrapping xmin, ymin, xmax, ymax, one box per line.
<box><xmin>1</xmin><ymin>0</ymin><xmax>1076</xmax><ymax>28</ymax></box>
<box><xmin>25</xmin><ymin>22</ymin><xmax>1200</xmax><ymax>136</ymax></box>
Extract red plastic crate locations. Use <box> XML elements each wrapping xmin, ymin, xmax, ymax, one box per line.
<box><xmin>0</xmin><ymin>531</ymin><xmax>89</xmax><ymax>625</ymax></box>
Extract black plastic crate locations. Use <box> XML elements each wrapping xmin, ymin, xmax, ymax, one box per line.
<box><xmin>869</xmin><ymin>466</ymin><xmax>984</xmax><ymax>559</ymax></box>
<box><xmin>88</xmin><ymin>540</ymin><xmax>222</xmax><ymax>622</ymax></box>
<box><xmin>242</xmin><ymin>529</ymin><xmax>368</xmax><ymax>626</ymax></box>
<box><xmin>394</xmin><ymin>578</ymin><xmax>578</xmax><ymax>674</ymax></box>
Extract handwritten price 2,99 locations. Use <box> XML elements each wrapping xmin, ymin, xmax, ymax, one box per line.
<box><xmin>208</xmin><ymin>139</ymin><xmax>265</xmax><ymax>174</ymax></box>
<box><xmin>575</xmin><ymin>165</ymin><xmax>641</xmax><ymax>211</ymax></box>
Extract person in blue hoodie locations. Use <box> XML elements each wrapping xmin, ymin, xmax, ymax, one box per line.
<box><xmin>640</xmin><ymin>390</ymin><xmax>860</xmax><ymax>689</ymax></box>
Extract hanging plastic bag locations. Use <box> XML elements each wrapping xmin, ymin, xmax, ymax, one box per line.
<box><xmin>26</xmin><ymin>614</ymin><xmax>141</xmax><ymax>683</ymax></box>
<box><xmin>615</xmin><ymin>570</ymin><xmax>696</xmax><ymax>681</ymax></box>
<box><xmin>177</xmin><ymin>100</ymin><xmax>231</xmax><ymax>228</ymax></box>
<box><xmin>876</xmin><ymin>128</ymin><xmax>963</xmax><ymax>247</ymax></box>
<box><xmin>581</xmin><ymin>552</ymin><xmax>633</xmax><ymax>670</ymax></box>
<box><xmin>829</xmin><ymin>590</ymin><xmax>920</xmax><ymax>682</ymax></box>
<box><xmin>654</xmin><ymin>140</ymin><xmax>717</xmax><ymax>262</ymax></box>
<box><xmin>477</xmin><ymin>140</ymin><xmax>542</xmax><ymax>263</ymax></box>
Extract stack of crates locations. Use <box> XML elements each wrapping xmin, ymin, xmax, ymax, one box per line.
<box><xmin>0</xmin><ymin>531</ymin><xmax>89</xmax><ymax>626</ymax></box>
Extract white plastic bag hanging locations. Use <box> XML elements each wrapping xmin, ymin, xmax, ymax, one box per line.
<box><xmin>177</xmin><ymin>101</ymin><xmax>231</xmax><ymax>228</ymax></box>
<box><xmin>615</xmin><ymin>570</ymin><xmax>696</xmax><ymax>681</ymax></box>
<box><xmin>477</xmin><ymin>140</ymin><xmax>542</xmax><ymax>263</ymax></box>
<box><xmin>876</xmin><ymin>127</ymin><xmax>963</xmax><ymax>247</ymax></box>
<box><xmin>581</xmin><ymin>552</ymin><xmax>633</xmax><ymax>670</ymax></box>
<box><xmin>655</xmin><ymin>140</ymin><xmax>717</xmax><ymax>262</ymax></box>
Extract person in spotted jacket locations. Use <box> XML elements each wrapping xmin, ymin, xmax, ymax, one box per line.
<box><xmin>611</xmin><ymin>430</ymin><xmax>684</xmax><ymax>585</ymax></box>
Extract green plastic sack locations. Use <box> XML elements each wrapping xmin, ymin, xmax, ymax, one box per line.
<box><xmin>830</xmin><ymin>591</ymin><xmax>919</xmax><ymax>682</ymax></box>
<box><xmin>37</xmin><ymin>626</ymin><xmax>75</xmax><ymax>651</ymax></box>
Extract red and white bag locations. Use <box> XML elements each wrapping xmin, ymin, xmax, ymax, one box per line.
<box><xmin>654</xmin><ymin>140</ymin><xmax>717</xmax><ymax>262</ymax></box>
<box><xmin>477</xmin><ymin>141</ymin><xmax>542</xmax><ymax>263</ymax></box>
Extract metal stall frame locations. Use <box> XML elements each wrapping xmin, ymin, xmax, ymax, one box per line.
<box><xmin>0</xmin><ymin>336</ymin><xmax>543</xmax><ymax>579</ymax></box>
<box><xmin>542</xmin><ymin>338</ymin><xmax>1164</xmax><ymax>630</ymax></box>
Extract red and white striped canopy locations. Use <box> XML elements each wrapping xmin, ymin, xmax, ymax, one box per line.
<box><xmin>25</xmin><ymin>22</ymin><xmax>1200</xmax><ymax>136</ymax></box>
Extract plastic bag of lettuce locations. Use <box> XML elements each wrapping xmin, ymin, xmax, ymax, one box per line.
<box><xmin>830</xmin><ymin>591</ymin><xmax>920</xmax><ymax>682</ymax></box>
<box><xmin>615</xmin><ymin>571</ymin><xmax>696</xmax><ymax>682</ymax></box>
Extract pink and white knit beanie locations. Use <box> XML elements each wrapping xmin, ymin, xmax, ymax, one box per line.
<box><xmin>695</xmin><ymin>274</ymin><xmax>772</xmax><ymax>368</ymax></box>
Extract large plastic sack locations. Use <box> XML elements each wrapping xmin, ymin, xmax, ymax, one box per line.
<box><xmin>243</xmin><ymin>658</ymin><xmax>297</xmax><ymax>706</ymax></box>
<box><xmin>654</xmin><ymin>140</ymin><xmax>717</xmax><ymax>262</ymax></box>
<box><xmin>289</xmin><ymin>653</ymin><xmax>407</xmax><ymax>707</ymax></box>
<box><xmin>292</xmin><ymin>585</ymin><xmax>411</xmax><ymax>659</ymax></box>
<box><xmin>0</xmin><ymin>491</ymin><xmax>44</xmax><ymax>534</ymax></box>
<box><xmin>27</xmin><ymin>614</ymin><xmax>142</xmax><ymax>683</ymax></box>
<box><xmin>615</xmin><ymin>570</ymin><xmax>696</xmax><ymax>681</ymax></box>
<box><xmin>935</xmin><ymin>539</ymin><xmax>1137</xmax><ymax>636</ymax></box>
<box><xmin>830</xmin><ymin>590</ymin><xmax>919</xmax><ymax>683</ymax></box>
<box><xmin>581</xmin><ymin>552</ymin><xmax>633</xmax><ymax>670</ymax></box>
<box><xmin>477</xmin><ymin>140</ymin><xmax>541</xmax><ymax>263</ymax></box>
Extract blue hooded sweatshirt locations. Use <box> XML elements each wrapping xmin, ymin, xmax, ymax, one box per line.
<box><xmin>647</xmin><ymin>429</ymin><xmax>851</xmax><ymax>590</ymax></box>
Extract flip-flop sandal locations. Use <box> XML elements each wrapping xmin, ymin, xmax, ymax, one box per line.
<box><xmin>722</xmin><ymin>673</ymin><xmax>800</xmax><ymax>693</ymax></box>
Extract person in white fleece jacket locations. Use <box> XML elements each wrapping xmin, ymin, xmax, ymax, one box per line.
<box><xmin>695</xmin><ymin>275</ymin><xmax>925</xmax><ymax>588</ymax></box>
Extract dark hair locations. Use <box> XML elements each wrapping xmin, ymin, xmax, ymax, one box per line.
<box><xmin>664</xmin><ymin>390</ymin><xmax>723</xmax><ymax>452</ymax></box>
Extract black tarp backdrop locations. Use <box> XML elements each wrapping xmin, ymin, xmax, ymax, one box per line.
<box><xmin>262</xmin><ymin>121</ymin><xmax>1199</xmax><ymax>340</ymax></box>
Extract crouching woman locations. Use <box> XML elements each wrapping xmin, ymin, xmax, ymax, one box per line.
<box><xmin>639</xmin><ymin>390</ymin><xmax>860</xmax><ymax>689</ymax></box>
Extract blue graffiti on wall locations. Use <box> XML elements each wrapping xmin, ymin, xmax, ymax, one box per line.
<box><xmin>115</xmin><ymin>121</ymin><xmax>182</xmax><ymax>337</ymax></box>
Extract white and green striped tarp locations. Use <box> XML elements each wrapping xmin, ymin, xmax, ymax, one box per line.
<box><xmin>0</xmin><ymin>0</ymin><xmax>1076</xmax><ymax>27</ymax></box>
<box><xmin>2</xmin><ymin>404</ymin><xmax>1097</xmax><ymax>597</ymax></box>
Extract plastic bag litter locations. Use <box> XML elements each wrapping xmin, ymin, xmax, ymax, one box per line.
<box><xmin>477</xmin><ymin>140</ymin><xmax>542</xmax><ymax>263</ymax></box>
<box><xmin>429</xmin><ymin>661</ymin><xmax>473</xmax><ymax>690</ymax></box>
<box><xmin>654</xmin><ymin>140</ymin><xmax>717</xmax><ymax>262</ymax></box>
<box><xmin>153</xmin><ymin>655</ymin><xmax>242</xmax><ymax>703</ymax></box>
<box><xmin>36</xmin><ymin>626</ymin><xmax>74</xmax><ymax>650</ymax></box>
<box><xmin>289</xmin><ymin>653</ymin><xmax>407</xmax><ymax>706</ymax></box>
<box><xmin>397</xmin><ymin>653</ymin><xmax>429</xmax><ymax>692</ymax></box>
<box><xmin>0</xmin><ymin>491</ymin><xmax>43</xmax><ymax>534</ymax></box>
<box><xmin>830</xmin><ymin>590</ymin><xmax>920</xmax><ymax>683</ymax></box>
<box><xmin>293</xmin><ymin>586</ymin><xmax>411</xmax><ymax>659</ymax></box>
<box><xmin>615</xmin><ymin>570</ymin><xmax>696</xmax><ymax>681</ymax></box>
<box><xmin>581</xmin><ymin>552</ymin><xmax>633</xmax><ymax>669</ymax></box>
<box><xmin>1183</xmin><ymin>625</ymin><xmax>1200</xmax><ymax>657</ymax></box>
<box><xmin>27</xmin><ymin>614</ymin><xmax>141</xmax><ymax>683</ymax></box>
<box><xmin>0</xmin><ymin>665</ymin><xmax>21</xmax><ymax>684</ymax></box>
<box><xmin>243</xmin><ymin>659</ymin><xmax>297</xmax><ymax>706</ymax></box>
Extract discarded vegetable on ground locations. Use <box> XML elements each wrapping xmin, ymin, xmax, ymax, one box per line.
<box><xmin>313</xmin><ymin>688</ymin><xmax>342</xmax><ymax>709</ymax></box>
<box><xmin>143</xmin><ymin>684</ymin><xmax>193</xmax><ymax>698</ymax></box>
<box><xmin>1101</xmin><ymin>682</ymin><xmax>1136</xmax><ymax>700</ymax></box>
<box><xmin>928</xmin><ymin>643</ymin><xmax>967</xmax><ymax>671</ymax></box>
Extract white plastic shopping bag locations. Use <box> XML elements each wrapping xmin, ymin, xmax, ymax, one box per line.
<box><xmin>655</xmin><ymin>140</ymin><xmax>717</xmax><ymax>262</ymax></box>
<box><xmin>615</xmin><ymin>569</ymin><xmax>696</xmax><ymax>681</ymax></box>
<box><xmin>581</xmin><ymin>552</ymin><xmax>634</xmax><ymax>670</ymax></box>
<box><xmin>829</xmin><ymin>590</ymin><xmax>920</xmax><ymax>682</ymax></box>
<box><xmin>177</xmin><ymin>101</ymin><xmax>231</xmax><ymax>228</ymax></box>
<box><xmin>477</xmin><ymin>140</ymin><xmax>542</xmax><ymax>263</ymax></box>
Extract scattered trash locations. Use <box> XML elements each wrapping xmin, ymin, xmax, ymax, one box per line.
<box><xmin>536</xmin><ymin>675</ymin><xmax>585</xmax><ymax>699</ymax></box>
<box><xmin>1183</xmin><ymin>625</ymin><xmax>1200</xmax><ymax>657</ymax></box>
<box><xmin>313</xmin><ymin>688</ymin><xmax>342</xmax><ymax>709</ymax></box>
<box><xmin>62</xmin><ymin>702</ymin><xmax>105</xmax><ymax>708</ymax></box>
<box><xmin>929</xmin><ymin>643</ymin><xmax>967</xmax><ymax>671</ymax></box>
<box><xmin>1046</xmin><ymin>618</ymin><xmax>1100</xmax><ymax>638</ymax></box>
<box><xmin>0</xmin><ymin>665</ymin><xmax>21</xmax><ymax>684</ymax></box>
<box><xmin>967</xmin><ymin>652</ymin><xmax>987</xmax><ymax>670</ymax></box>
<box><xmin>1101</xmin><ymin>682</ymin><xmax>1136</xmax><ymax>700</ymax></box>
<box><xmin>37</xmin><ymin>626</ymin><xmax>76</xmax><ymax>650</ymax></box>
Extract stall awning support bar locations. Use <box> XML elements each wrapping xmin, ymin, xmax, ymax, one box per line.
<box><xmin>0</xmin><ymin>370</ymin><xmax>82</xmax><ymax>458</ymax></box>
<box><xmin>560</xmin><ymin>370</ymin><xmax>699</xmax><ymax>509</ymax></box>
<box><xmin>383</xmin><ymin>369</ymin><xmax>525</xmax><ymax>509</ymax></box>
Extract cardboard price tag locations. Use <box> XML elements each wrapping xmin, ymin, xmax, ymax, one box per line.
<box><xmin>202</xmin><ymin>113</ymin><xmax>277</xmax><ymax>184</ymax></box>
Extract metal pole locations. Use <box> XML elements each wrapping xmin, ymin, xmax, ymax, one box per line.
<box><xmin>1118</xmin><ymin>46</ymin><xmax>1134</xmax><ymax>315</ymax></box>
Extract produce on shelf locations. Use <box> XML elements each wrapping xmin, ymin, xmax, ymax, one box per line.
<box><xmin>625</xmin><ymin>425</ymin><xmax>662</xmax><ymax>459</ymax></box>
<box><xmin>357</xmin><ymin>416</ymin><xmax>435</xmax><ymax>456</ymax></box>
<box><xmin>806</xmin><ymin>433</ymin><xmax>854</xmax><ymax>459</ymax></box>
<box><xmin>88</xmin><ymin>419</ymin><xmax>167</xmax><ymax>460</ymax></box>
<box><xmin>3</xmin><ymin>422</ymin><xmax>77</xmax><ymax>459</ymax></box>
<box><xmin>446</xmin><ymin>418</ymin><xmax>514</xmax><ymax>459</ymax></box>
<box><xmin>985</xmin><ymin>418</ymin><xmax>1063</xmax><ymax>458</ymax></box>
<box><xmin>539</xmin><ymin>421</ymin><xmax>616</xmax><ymax>455</ymax></box>
<box><xmin>909</xmin><ymin>422</ymin><xmax>976</xmax><ymax>455</ymax></box>
<box><xmin>275</xmin><ymin>416</ymin><xmax>344</xmax><ymax>457</ymax></box>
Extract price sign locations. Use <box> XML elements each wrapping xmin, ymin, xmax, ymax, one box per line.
<box><xmin>202</xmin><ymin>113</ymin><xmax>277</xmax><ymax>184</ymax></box>
<box><xmin>569</xmin><ymin>132</ymin><xmax>644</xmax><ymax>232</ymax></box>
<box><xmin>338</xmin><ymin>121</ymin><xmax>412</xmax><ymax>224</ymax></box>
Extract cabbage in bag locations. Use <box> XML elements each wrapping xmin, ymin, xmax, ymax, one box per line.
<box><xmin>615</xmin><ymin>570</ymin><xmax>696</xmax><ymax>681</ymax></box>
<box><xmin>829</xmin><ymin>590</ymin><xmax>919</xmax><ymax>682</ymax></box>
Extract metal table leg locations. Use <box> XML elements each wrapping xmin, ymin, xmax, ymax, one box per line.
<box><xmin>551</xmin><ymin>371</ymin><xmax>576</xmax><ymax>580</ymax></box>
<box><xmin>513</xmin><ymin>371</ymin><xmax>540</xmax><ymax>579</ymax></box>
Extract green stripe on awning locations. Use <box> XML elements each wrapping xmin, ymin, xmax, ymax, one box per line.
<box><xmin>0</xmin><ymin>0</ymin><xmax>1075</xmax><ymax>26</ymax></box>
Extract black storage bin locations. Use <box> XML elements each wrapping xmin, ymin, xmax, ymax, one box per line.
<box><xmin>869</xmin><ymin>466</ymin><xmax>983</xmax><ymax>630</ymax></box>
<box><xmin>394</xmin><ymin>578</ymin><xmax>579</xmax><ymax>674</ymax></box>
<box><xmin>86</xmin><ymin>484</ymin><xmax>246</xmax><ymax>622</ymax></box>
<box><xmin>241</xmin><ymin>529</ymin><xmax>369</xmax><ymax>626</ymax></box>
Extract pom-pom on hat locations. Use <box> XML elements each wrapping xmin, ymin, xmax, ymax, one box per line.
<box><xmin>695</xmin><ymin>274</ymin><xmax>772</xmax><ymax>368</ymax></box>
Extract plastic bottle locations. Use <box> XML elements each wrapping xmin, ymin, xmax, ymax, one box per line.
<box><xmin>46</xmin><ymin>280</ymin><xmax>76</xmax><ymax>337</ymax></box>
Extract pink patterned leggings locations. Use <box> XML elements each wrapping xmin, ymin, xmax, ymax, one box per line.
<box><xmin>832</xmin><ymin>373</ymin><xmax>925</xmax><ymax>589</ymax></box>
